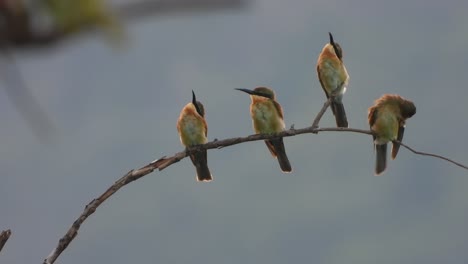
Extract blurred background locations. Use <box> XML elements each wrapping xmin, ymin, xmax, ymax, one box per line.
<box><xmin>1</xmin><ymin>0</ymin><xmax>468</xmax><ymax>263</ymax></box>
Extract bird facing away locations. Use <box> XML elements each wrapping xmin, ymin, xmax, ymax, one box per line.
<box><xmin>177</xmin><ymin>91</ymin><xmax>212</xmax><ymax>182</ymax></box>
<box><xmin>317</xmin><ymin>32</ymin><xmax>350</xmax><ymax>127</ymax></box>
<box><xmin>368</xmin><ymin>94</ymin><xmax>416</xmax><ymax>175</ymax></box>
<box><xmin>235</xmin><ymin>87</ymin><xmax>292</xmax><ymax>173</ymax></box>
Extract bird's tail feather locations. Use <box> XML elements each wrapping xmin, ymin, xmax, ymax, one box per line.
<box><xmin>190</xmin><ymin>150</ymin><xmax>212</xmax><ymax>182</ymax></box>
<box><xmin>375</xmin><ymin>144</ymin><xmax>387</xmax><ymax>176</ymax></box>
<box><xmin>266</xmin><ymin>138</ymin><xmax>292</xmax><ymax>173</ymax></box>
<box><xmin>331</xmin><ymin>101</ymin><xmax>348</xmax><ymax>128</ymax></box>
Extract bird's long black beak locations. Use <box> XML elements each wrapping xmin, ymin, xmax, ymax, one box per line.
<box><xmin>235</xmin><ymin>88</ymin><xmax>272</xmax><ymax>99</ymax></box>
<box><xmin>235</xmin><ymin>88</ymin><xmax>256</xmax><ymax>95</ymax></box>
<box><xmin>329</xmin><ymin>32</ymin><xmax>335</xmax><ymax>45</ymax></box>
<box><xmin>192</xmin><ymin>90</ymin><xmax>203</xmax><ymax>116</ymax></box>
<box><xmin>192</xmin><ymin>90</ymin><xmax>197</xmax><ymax>105</ymax></box>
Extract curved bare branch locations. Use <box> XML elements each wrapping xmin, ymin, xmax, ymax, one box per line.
<box><xmin>42</xmin><ymin>98</ymin><xmax>466</xmax><ymax>263</ymax></box>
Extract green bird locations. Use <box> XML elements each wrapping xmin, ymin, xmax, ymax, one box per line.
<box><xmin>236</xmin><ymin>87</ymin><xmax>292</xmax><ymax>173</ymax></box>
<box><xmin>368</xmin><ymin>94</ymin><xmax>416</xmax><ymax>175</ymax></box>
<box><xmin>177</xmin><ymin>91</ymin><xmax>212</xmax><ymax>182</ymax></box>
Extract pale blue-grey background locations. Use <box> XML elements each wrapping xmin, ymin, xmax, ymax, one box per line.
<box><xmin>1</xmin><ymin>0</ymin><xmax>468</xmax><ymax>263</ymax></box>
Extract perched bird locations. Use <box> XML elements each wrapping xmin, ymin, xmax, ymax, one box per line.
<box><xmin>368</xmin><ymin>94</ymin><xmax>416</xmax><ymax>175</ymax></box>
<box><xmin>317</xmin><ymin>32</ymin><xmax>350</xmax><ymax>127</ymax></box>
<box><xmin>177</xmin><ymin>91</ymin><xmax>212</xmax><ymax>182</ymax></box>
<box><xmin>236</xmin><ymin>87</ymin><xmax>292</xmax><ymax>173</ymax></box>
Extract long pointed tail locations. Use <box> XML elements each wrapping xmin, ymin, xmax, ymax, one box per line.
<box><xmin>375</xmin><ymin>144</ymin><xmax>387</xmax><ymax>176</ymax></box>
<box><xmin>190</xmin><ymin>150</ymin><xmax>212</xmax><ymax>182</ymax></box>
<box><xmin>331</xmin><ymin>101</ymin><xmax>348</xmax><ymax>128</ymax></box>
<box><xmin>266</xmin><ymin>138</ymin><xmax>292</xmax><ymax>173</ymax></box>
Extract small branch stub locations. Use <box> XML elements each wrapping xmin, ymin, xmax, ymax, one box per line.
<box><xmin>0</xmin><ymin>229</ymin><xmax>12</xmax><ymax>253</ymax></box>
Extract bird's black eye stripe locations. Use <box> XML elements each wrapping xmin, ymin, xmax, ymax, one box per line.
<box><xmin>332</xmin><ymin>44</ymin><xmax>343</xmax><ymax>60</ymax></box>
<box><xmin>256</xmin><ymin>92</ymin><xmax>273</xmax><ymax>99</ymax></box>
<box><xmin>194</xmin><ymin>103</ymin><xmax>203</xmax><ymax>116</ymax></box>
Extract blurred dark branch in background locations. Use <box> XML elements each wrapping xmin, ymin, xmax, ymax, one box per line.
<box><xmin>0</xmin><ymin>47</ymin><xmax>55</xmax><ymax>141</ymax></box>
<box><xmin>0</xmin><ymin>0</ymin><xmax>248</xmax><ymax>141</ymax></box>
<box><xmin>2</xmin><ymin>0</ymin><xmax>248</xmax><ymax>48</ymax></box>
<box><xmin>0</xmin><ymin>229</ymin><xmax>11</xmax><ymax>253</ymax></box>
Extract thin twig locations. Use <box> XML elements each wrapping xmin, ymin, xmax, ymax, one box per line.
<box><xmin>0</xmin><ymin>229</ymin><xmax>11</xmax><ymax>253</ymax></box>
<box><xmin>43</xmin><ymin>101</ymin><xmax>467</xmax><ymax>264</ymax></box>
<box><xmin>312</xmin><ymin>97</ymin><xmax>331</xmax><ymax>129</ymax></box>
<box><xmin>395</xmin><ymin>140</ymin><xmax>468</xmax><ymax>170</ymax></box>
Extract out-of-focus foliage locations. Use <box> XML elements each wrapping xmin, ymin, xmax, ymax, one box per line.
<box><xmin>0</xmin><ymin>0</ymin><xmax>246</xmax><ymax>47</ymax></box>
<box><xmin>0</xmin><ymin>0</ymin><xmax>246</xmax><ymax>141</ymax></box>
<box><xmin>42</xmin><ymin>0</ymin><xmax>124</xmax><ymax>43</ymax></box>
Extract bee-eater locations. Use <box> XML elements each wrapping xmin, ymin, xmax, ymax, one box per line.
<box><xmin>368</xmin><ymin>94</ymin><xmax>416</xmax><ymax>175</ymax></box>
<box><xmin>177</xmin><ymin>91</ymin><xmax>212</xmax><ymax>182</ymax></box>
<box><xmin>236</xmin><ymin>87</ymin><xmax>292</xmax><ymax>173</ymax></box>
<box><xmin>317</xmin><ymin>32</ymin><xmax>349</xmax><ymax>127</ymax></box>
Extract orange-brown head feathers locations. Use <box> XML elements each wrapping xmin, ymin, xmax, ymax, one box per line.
<box><xmin>370</xmin><ymin>94</ymin><xmax>416</xmax><ymax>121</ymax></box>
<box><xmin>320</xmin><ymin>32</ymin><xmax>344</xmax><ymax>60</ymax></box>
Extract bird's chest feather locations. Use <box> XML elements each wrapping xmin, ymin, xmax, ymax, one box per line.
<box><xmin>179</xmin><ymin>115</ymin><xmax>207</xmax><ymax>145</ymax></box>
<box><xmin>251</xmin><ymin>103</ymin><xmax>283</xmax><ymax>133</ymax></box>
<box><xmin>319</xmin><ymin>59</ymin><xmax>349</xmax><ymax>93</ymax></box>
<box><xmin>373</xmin><ymin>111</ymin><xmax>399</xmax><ymax>144</ymax></box>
